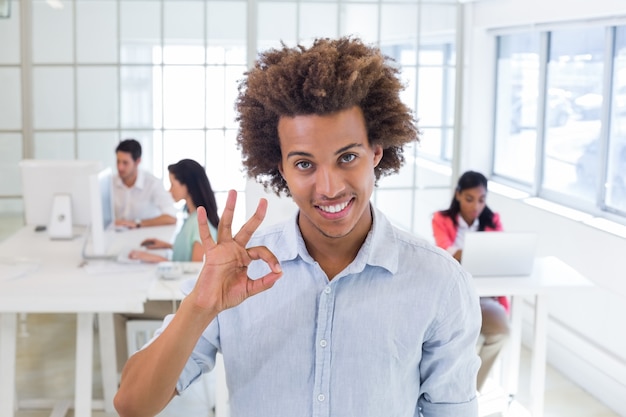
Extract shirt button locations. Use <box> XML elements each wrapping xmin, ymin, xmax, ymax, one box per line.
<box><xmin>320</xmin><ymin>339</ymin><xmax>327</xmax><ymax>347</ymax></box>
<box><xmin>317</xmin><ymin>394</ymin><xmax>325</xmax><ymax>402</ymax></box>
<box><xmin>324</xmin><ymin>287</ymin><xmax>331</xmax><ymax>294</ymax></box>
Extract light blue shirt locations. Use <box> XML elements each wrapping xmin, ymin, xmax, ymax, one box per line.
<box><xmin>158</xmin><ymin>207</ymin><xmax>481</xmax><ymax>417</ymax></box>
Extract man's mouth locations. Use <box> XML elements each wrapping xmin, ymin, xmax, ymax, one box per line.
<box><xmin>317</xmin><ymin>200</ymin><xmax>350</xmax><ymax>214</ymax></box>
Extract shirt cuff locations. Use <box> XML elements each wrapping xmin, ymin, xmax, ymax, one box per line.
<box><xmin>447</xmin><ymin>245</ymin><xmax>460</xmax><ymax>256</ymax></box>
<box><xmin>420</xmin><ymin>396</ymin><xmax>478</xmax><ymax>417</ymax></box>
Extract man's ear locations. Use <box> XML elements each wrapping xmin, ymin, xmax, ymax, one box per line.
<box><xmin>278</xmin><ymin>161</ymin><xmax>285</xmax><ymax>178</ymax></box>
<box><xmin>372</xmin><ymin>144</ymin><xmax>383</xmax><ymax>167</ymax></box>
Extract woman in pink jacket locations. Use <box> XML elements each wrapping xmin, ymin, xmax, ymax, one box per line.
<box><xmin>432</xmin><ymin>170</ymin><xmax>510</xmax><ymax>392</ymax></box>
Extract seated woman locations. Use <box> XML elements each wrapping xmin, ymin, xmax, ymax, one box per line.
<box><xmin>431</xmin><ymin>170</ymin><xmax>510</xmax><ymax>392</ymax></box>
<box><xmin>128</xmin><ymin>158</ymin><xmax>219</xmax><ymax>263</ymax></box>
<box><xmin>115</xmin><ymin>158</ymin><xmax>220</xmax><ymax>372</ymax></box>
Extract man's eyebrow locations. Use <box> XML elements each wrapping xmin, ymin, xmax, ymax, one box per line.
<box><xmin>286</xmin><ymin>143</ymin><xmax>364</xmax><ymax>159</ymax></box>
<box><xmin>335</xmin><ymin>143</ymin><xmax>363</xmax><ymax>155</ymax></box>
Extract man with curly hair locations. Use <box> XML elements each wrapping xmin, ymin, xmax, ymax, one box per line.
<box><xmin>115</xmin><ymin>37</ymin><xmax>481</xmax><ymax>417</ymax></box>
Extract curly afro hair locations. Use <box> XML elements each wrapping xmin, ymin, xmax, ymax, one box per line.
<box><xmin>235</xmin><ymin>36</ymin><xmax>420</xmax><ymax>196</ymax></box>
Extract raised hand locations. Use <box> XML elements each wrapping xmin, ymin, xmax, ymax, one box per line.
<box><xmin>190</xmin><ymin>190</ymin><xmax>283</xmax><ymax>315</ymax></box>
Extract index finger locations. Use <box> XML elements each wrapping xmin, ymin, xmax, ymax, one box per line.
<box><xmin>233</xmin><ymin>197</ymin><xmax>268</xmax><ymax>247</ymax></box>
<box><xmin>197</xmin><ymin>206</ymin><xmax>216</xmax><ymax>248</ymax></box>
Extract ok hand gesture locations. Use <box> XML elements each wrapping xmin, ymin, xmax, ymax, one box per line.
<box><xmin>190</xmin><ymin>190</ymin><xmax>283</xmax><ymax>316</ymax></box>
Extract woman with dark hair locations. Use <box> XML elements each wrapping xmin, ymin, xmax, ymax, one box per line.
<box><xmin>432</xmin><ymin>170</ymin><xmax>509</xmax><ymax>392</ymax></box>
<box><xmin>115</xmin><ymin>159</ymin><xmax>220</xmax><ymax>373</ymax></box>
<box><xmin>128</xmin><ymin>159</ymin><xmax>219</xmax><ymax>263</ymax></box>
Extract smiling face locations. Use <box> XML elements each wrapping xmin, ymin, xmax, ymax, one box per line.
<box><xmin>456</xmin><ymin>185</ymin><xmax>487</xmax><ymax>226</ymax></box>
<box><xmin>278</xmin><ymin>106</ymin><xmax>383</xmax><ymax>247</ymax></box>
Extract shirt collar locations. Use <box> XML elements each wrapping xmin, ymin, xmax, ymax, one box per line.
<box><xmin>457</xmin><ymin>214</ymin><xmax>479</xmax><ymax>231</ymax></box>
<box><xmin>115</xmin><ymin>169</ymin><xmax>146</xmax><ymax>190</ymax></box>
<box><xmin>271</xmin><ymin>205</ymin><xmax>399</xmax><ymax>275</ymax></box>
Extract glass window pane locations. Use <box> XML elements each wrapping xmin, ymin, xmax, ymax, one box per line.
<box><xmin>444</xmin><ymin>67</ymin><xmax>455</xmax><ymax>126</ymax></box>
<box><xmin>607</xmin><ymin>26</ymin><xmax>626</xmax><ymax>212</ymax></box>
<box><xmin>493</xmin><ymin>33</ymin><xmax>541</xmax><ymax>184</ymax></box>
<box><xmin>0</xmin><ymin>133</ymin><xmax>22</xmax><ymax>196</ymax></box>
<box><xmin>121</xmin><ymin>66</ymin><xmax>157</xmax><ymax>129</ymax></box>
<box><xmin>258</xmin><ymin>2</ymin><xmax>297</xmax><ymax>50</ymax></box>
<box><xmin>0</xmin><ymin>68</ymin><xmax>21</xmax><ymax>129</ymax></box>
<box><xmin>33</xmin><ymin>132</ymin><xmax>75</xmax><ymax>159</ymax></box>
<box><xmin>163</xmin><ymin>66</ymin><xmax>205</xmax><ymax>129</ymax></box>
<box><xmin>206</xmin><ymin>67</ymin><xmax>227</xmax><ymax>129</ymax></box>
<box><xmin>32</xmin><ymin>0</ymin><xmax>74</xmax><ymax>63</ymax></box>
<box><xmin>420</xmin><ymin>4</ymin><xmax>456</xmax><ymax>65</ymax></box>
<box><xmin>417</xmin><ymin>128</ymin><xmax>442</xmax><ymax>160</ymax></box>
<box><xmin>544</xmin><ymin>27</ymin><xmax>605</xmax><ymax>204</ymax></box>
<box><xmin>164</xmin><ymin>1</ymin><xmax>205</xmax><ymax>64</ymax></box>
<box><xmin>162</xmin><ymin>130</ymin><xmax>205</xmax><ymax>173</ymax></box>
<box><xmin>77</xmin><ymin>131</ymin><xmax>119</xmax><ymax>168</ymax></box>
<box><xmin>340</xmin><ymin>4</ymin><xmax>378</xmax><ymax>42</ymax></box>
<box><xmin>206</xmin><ymin>65</ymin><xmax>246</xmax><ymax>129</ymax></box>
<box><xmin>0</xmin><ymin>0</ymin><xmax>20</xmax><ymax>64</ymax></box>
<box><xmin>33</xmin><ymin>67</ymin><xmax>75</xmax><ymax>129</ymax></box>
<box><xmin>399</xmin><ymin>66</ymin><xmax>416</xmax><ymax>115</ymax></box>
<box><xmin>120</xmin><ymin>0</ymin><xmax>162</xmax><ymax>64</ymax></box>
<box><xmin>77</xmin><ymin>67</ymin><xmax>119</xmax><ymax>128</ymax></box>
<box><xmin>207</xmin><ymin>1</ymin><xmax>247</xmax><ymax>65</ymax></box>
<box><xmin>418</xmin><ymin>67</ymin><xmax>444</xmax><ymax>126</ymax></box>
<box><xmin>300</xmin><ymin>3</ymin><xmax>338</xmax><ymax>42</ymax></box>
<box><xmin>76</xmin><ymin>1</ymin><xmax>117</xmax><ymax>63</ymax></box>
<box><xmin>381</xmin><ymin>4</ymin><xmax>417</xmax><ymax>60</ymax></box>
<box><xmin>206</xmin><ymin>129</ymin><xmax>246</xmax><ymax>192</ymax></box>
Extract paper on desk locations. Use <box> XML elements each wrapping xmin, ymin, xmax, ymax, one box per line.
<box><xmin>0</xmin><ymin>257</ymin><xmax>40</xmax><ymax>281</ymax></box>
<box><xmin>83</xmin><ymin>261</ymin><xmax>153</xmax><ymax>275</ymax></box>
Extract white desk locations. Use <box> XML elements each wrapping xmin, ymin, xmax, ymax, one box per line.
<box><xmin>473</xmin><ymin>256</ymin><xmax>594</xmax><ymax>417</ymax></box>
<box><xmin>0</xmin><ymin>225</ymin><xmax>175</xmax><ymax>417</ymax></box>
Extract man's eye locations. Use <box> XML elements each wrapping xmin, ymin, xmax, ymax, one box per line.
<box><xmin>296</xmin><ymin>161</ymin><xmax>312</xmax><ymax>170</ymax></box>
<box><xmin>340</xmin><ymin>154</ymin><xmax>356</xmax><ymax>163</ymax></box>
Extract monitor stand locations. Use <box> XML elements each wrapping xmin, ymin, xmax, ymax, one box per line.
<box><xmin>48</xmin><ymin>194</ymin><xmax>73</xmax><ymax>240</ymax></box>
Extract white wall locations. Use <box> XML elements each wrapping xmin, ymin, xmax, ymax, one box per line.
<box><xmin>463</xmin><ymin>1</ymin><xmax>626</xmax><ymax>414</ymax></box>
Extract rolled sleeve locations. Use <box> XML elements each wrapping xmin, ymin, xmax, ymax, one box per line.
<box><xmin>418</xmin><ymin>267</ymin><xmax>481</xmax><ymax>417</ymax></box>
<box><xmin>420</xmin><ymin>397</ymin><xmax>478</xmax><ymax>417</ymax></box>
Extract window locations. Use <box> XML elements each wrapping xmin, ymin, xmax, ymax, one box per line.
<box><xmin>493</xmin><ymin>32</ymin><xmax>541</xmax><ymax>185</ymax></box>
<box><xmin>542</xmin><ymin>27</ymin><xmax>605</xmax><ymax>206</ymax></box>
<box><xmin>493</xmin><ymin>23</ymin><xmax>626</xmax><ymax>222</ymax></box>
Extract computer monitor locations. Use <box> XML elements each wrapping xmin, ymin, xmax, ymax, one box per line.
<box><xmin>88</xmin><ymin>167</ymin><xmax>115</xmax><ymax>256</ymax></box>
<box><xmin>20</xmin><ymin>159</ymin><xmax>103</xmax><ymax>238</ymax></box>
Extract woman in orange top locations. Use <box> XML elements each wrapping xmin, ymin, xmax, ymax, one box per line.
<box><xmin>432</xmin><ymin>170</ymin><xmax>509</xmax><ymax>392</ymax></box>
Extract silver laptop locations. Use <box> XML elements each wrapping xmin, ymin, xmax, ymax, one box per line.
<box><xmin>461</xmin><ymin>232</ymin><xmax>538</xmax><ymax>277</ymax></box>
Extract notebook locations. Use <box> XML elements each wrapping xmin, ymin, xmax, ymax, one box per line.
<box><xmin>461</xmin><ymin>232</ymin><xmax>538</xmax><ymax>277</ymax></box>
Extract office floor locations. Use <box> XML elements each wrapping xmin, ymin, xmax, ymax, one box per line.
<box><xmin>1</xmin><ymin>216</ymin><xmax>619</xmax><ymax>417</ymax></box>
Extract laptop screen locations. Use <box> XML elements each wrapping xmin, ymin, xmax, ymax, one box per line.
<box><xmin>462</xmin><ymin>232</ymin><xmax>538</xmax><ymax>277</ymax></box>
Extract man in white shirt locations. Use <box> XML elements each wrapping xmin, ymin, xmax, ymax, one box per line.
<box><xmin>114</xmin><ymin>139</ymin><xmax>177</xmax><ymax>228</ymax></box>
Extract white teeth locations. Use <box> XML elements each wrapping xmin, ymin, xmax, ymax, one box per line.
<box><xmin>319</xmin><ymin>201</ymin><xmax>349</xmax><ymax>213</ymax></box>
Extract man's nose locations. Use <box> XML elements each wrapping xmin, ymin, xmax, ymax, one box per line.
<box><xmin>315</xmin><ymin>166</ymin><xmax>344</xmax><ymax>198</ymax></box>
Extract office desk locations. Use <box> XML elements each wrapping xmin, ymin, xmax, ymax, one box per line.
<box><xmin>0</xmin><ymin>225</ymin><xmax>175</xmax><ymax>417</ymax></box>
<box><xmin>473</xmin><ymin>256</ymin><xmax>594</xmax><ymax>417</ymax></box>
